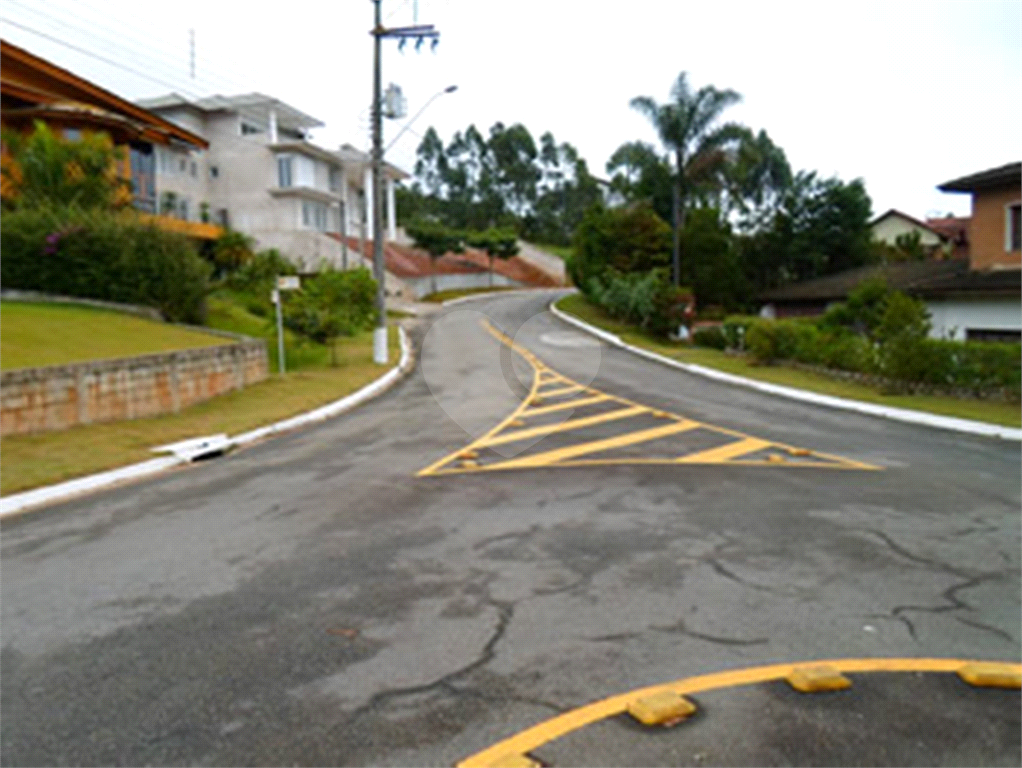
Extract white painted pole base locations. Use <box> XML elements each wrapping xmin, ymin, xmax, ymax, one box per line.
<box><xmin>373</xmin><ymin>326</ymin><xmax>389</xmax><ymax>365</ymax></box>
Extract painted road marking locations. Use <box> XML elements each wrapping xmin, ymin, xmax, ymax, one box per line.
<box><xmin>456</xmin><ymin>658</ymin><xmax>1022</xmax><ymax>768</ymax></box>
<box><xmin>417</xmin><ymin>321</ymin><xmax>880</xmax><ymax>477</ymax></box>
<box><xmin>475</xmin><ymin>406</ymin><xmax>648</xmax><ymax>448</ymax></box>
<box><xmin>492</xmin><ymin>420</ymin><xmax>702</xmax><ymax>470</ymax></box>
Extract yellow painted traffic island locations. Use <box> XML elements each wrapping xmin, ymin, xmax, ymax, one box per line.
<box><xmin>419</xmin><ymin>321</ymin><xmax>881</xmax><ymax>477</ymax></box>
<box><xmin>457</xmin><ymin>658</ymin><xmax>1021</xmax><ymax>767</ymax></box>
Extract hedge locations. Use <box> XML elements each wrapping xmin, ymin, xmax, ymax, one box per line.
<box><xmin>743</xmin><ymin>316</ymin><xmax>1019</xmax><ymax>396</ymax></box>
<box><xmin>1</xmin><ymin>206</ymin><xmax>210</xmax><ymax>323</ymax></box>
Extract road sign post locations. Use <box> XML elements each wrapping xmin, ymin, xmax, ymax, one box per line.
<box><xmin>273</xmin><ymin>276</ymin><xmax>301</xmax><ymax>375</ymax></box>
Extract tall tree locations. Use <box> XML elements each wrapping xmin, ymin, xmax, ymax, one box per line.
<box><xmin>630</xmin><ymin>72</ymin><xmax>746</xmax><ymax>285</ymax></box>
<box><xmin>725</xmin><ymin>128</ymin><xmax>792</xmax><ymax>230</ymax></box>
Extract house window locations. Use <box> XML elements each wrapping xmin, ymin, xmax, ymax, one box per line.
<box><xmin>1008</xmin><ymin>203</ymin><xmax>1021</xmax><ymax>252</ymax></box>
<box><xmin>210</xmin><ymin>165</ymin><xmax>219</xmax><ymax>179</ymax></box>
<box><xmin>240</xmin><ymin>120</ymin><xmax>263</xmax><ymax>136</ymax></box>
<box><xmin>190</xmin><ymin>161</ymin><xmax>197</xmax><ymax>178</ymax></box>
<box><xmin>277</xmin><ymin>155</ymin><xmax>293</xmax><ymax>188</ymax></box>
<box><xmin>967</xmin><ymin>328</ymin><xmax>1022</xmax><ymax>343</ymax></box>
<box><xmin>329</xmin><ymin>167</ymin><xmax>340</xmax><ymax>192</ymax></box>
<box><xmin>302</xmin><ymin>200</ymin><xmax>328</xmax><ymax>231</ymax></box>
<box><xmin>63</xmin><ymin>128</ymin><xmax>81</xmax><ymax>141</ymax></box>
<box><xmin>215</xmin><ymin>208</ymin><xmax>230</xmax><ymax>228</ymax></box>
<box><xmin>178</xmin><ymin>158</ymin><xmax>187</xmax><ymax>173</ymax></box>
<box><xmin>178</xmin><ymin>198</ymin><xmax>189</xmax><ymax>221</ymax></box>
<box><xmin>294</xmin><ymin>156</ymin><xmax>315</xmax><ymax>188</ymax></box>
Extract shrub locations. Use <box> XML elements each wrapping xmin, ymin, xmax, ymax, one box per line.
<box><xmin>226</xmin><ymin>248</ymin><xmax>298</xmax><ymax>293</ymax></box>
<box><xmin>692</xmin><ymin>326</ymin><xmax>726</xmax><ymax>350</ymax></box>
<box><xmin>818</xmin><ymin>330</ymin><xmax>872</xmax><ymax>372</ymax></box>
<box><xmin>0</xmin><ymin>205</ymin><xmax>210</xmax><ymax>322</ymax></box>
<box><xmin>285</xmin><ymin>267</ymin><xmax>377</xmax><ymax>363</ymax></box>
<box><xmin>721</xmin><ymin>315</ymin><xmax>760</xmax><ymax>350</ymax></box>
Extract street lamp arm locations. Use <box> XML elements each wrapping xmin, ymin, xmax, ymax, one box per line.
<box><xmin>385</xmin><ymin>85</ymin><xmax>457</xmax><ymax>153</ymax></box>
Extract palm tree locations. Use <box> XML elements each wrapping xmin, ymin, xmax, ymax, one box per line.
<box><xmin>630</xmin><ymin>72</ymin><xmax>745</xmax><ymax>285</ymax></box>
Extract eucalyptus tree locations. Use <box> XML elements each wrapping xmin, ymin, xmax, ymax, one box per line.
<box><xmin>630</xmin><ymin>72</ymin><xmax>746</xmax><ymax>285</ymax></box>
<box><xmin>726</xmin><ymin>128</ymin><xmax>792</xmax><ymax>230</ymax></box>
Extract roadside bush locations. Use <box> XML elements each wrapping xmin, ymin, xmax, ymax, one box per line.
<box><xmin>284</xmin><ymin>267</ymin><xmax>377</xmax><ymax>364</ymax></box>
<box><xmin>818</xmin><ymin>330</ymin><xmax>872</xmax><ymax>373</ymax></box>
<box><xmin>588</xmin><ymin>268</ymin><xmax>692</xmax><ymax>338</ymax></box>
<box><xmin>692</xmin><ymin>325</ymin><xmax>726</xmax><ymax>350</ymax></box>
<box><xmin>721</xmin><ymin>315</ymin><xmax>760</xmax><ymax>350</ymax></box>
<box><xmin>226</xmin><ymin>248</ymin><xmax>298</xmax><ymax>293</ymax></box>
<box><xmin>0</xmin><ymin>205</ymin><xmax>210</xmax><ymax>322</ymax></box>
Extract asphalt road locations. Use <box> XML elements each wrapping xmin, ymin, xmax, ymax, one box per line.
<box><xmin>2</xmin><ymin>291</ymin><xmax>1019</xmax><ymax>766</ymax></box>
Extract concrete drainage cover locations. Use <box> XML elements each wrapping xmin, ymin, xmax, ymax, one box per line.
<box><xmin>539</xmin><ymin>332</ymin><xmax>601</xmax><ymax>349</ymax></box>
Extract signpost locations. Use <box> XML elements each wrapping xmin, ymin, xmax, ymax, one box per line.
<box><xmin>272</xmin><ymin>275</ymin><xmax>301</xmax><ymax>374</ymax></box>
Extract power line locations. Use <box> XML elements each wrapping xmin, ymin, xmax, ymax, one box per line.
<box><xmin>0</xmin><ymin>15</ymin><xmax>319</xmax><ymax>142</ymax></box>
<box><xmin>4</xmin><ymin>0</ymin><xmax>256</xmax><ymax>98</ymax></box>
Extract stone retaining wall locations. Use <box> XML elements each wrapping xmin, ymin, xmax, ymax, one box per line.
<box><xmin>1</xmin><ymin>341</ymin><xmax>268</xmax><ymax>436</ymax></box>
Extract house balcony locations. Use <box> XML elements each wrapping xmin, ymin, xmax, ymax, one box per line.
<box><xmin>136</xmin><ymin>212</ymin><xmax>223</xmax><ymax>240</ymax></box>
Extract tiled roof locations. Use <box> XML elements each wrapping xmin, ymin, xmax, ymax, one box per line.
<box><xmin>760</xmin><ymin>259</ymin><xmax>1020</xmax><ymax>303</ymax></box>
<box><xmin>938</xmin><ymin>162</ymin><xmax>1021</xmax><ymax>192</ymax></box>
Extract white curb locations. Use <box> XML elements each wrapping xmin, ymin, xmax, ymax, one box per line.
<box><xmin>0</xmin><ymin>326</ymin><xmax>414</xmax><ymax>519</ymax></box>
<box><xmin>549</xmin><ymin>299</ymin><xmax>1022</xmax><ymax>442</ymax></box>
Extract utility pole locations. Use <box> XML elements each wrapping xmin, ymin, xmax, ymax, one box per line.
<box><xmin>371</xmin><ymin>0</ymin><xmax>386</xmax><ymax>364</ymax></box>
<box><xmin>369</xmin><ymin>2</ymin><xmax>441</xmax><ymax>365</ymax></box>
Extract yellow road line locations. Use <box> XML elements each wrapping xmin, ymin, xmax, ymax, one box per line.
<box><xmin>420</xmin><ymin>319</ymin><xmax>881</xmax><ymax>476</ymax></box>
<box><xmin>519</xmin><ymin>394</ymin><xmax>609</xmax><ymax>417</ymax></box>
<box><xmin>536</xmin><ymin>384</ymin><xmax>585</xmax><ymax>398</ymax></box>
<box><xmin>417</xmin><ymin>323</ymin><xmax>544</xmax><ymax>477</ymax></box>
<box><xmin>475</xmin><ymin>406</ymin><xmax>649</xmax><ymax>448</ymax></box>
<box><xmin>456</xmin><ymin>657</ymin><xmax>1022</xmax><ymax>768</ymax></box>
<box><xmin>490</xmin><ymin>420</ymin><xmax>701</xmax><ymax>469</ymax></box>
<box><xmin>676</xmin><ymin>437</ymin><xmax>771</xmax><ymax>464</ymax></box>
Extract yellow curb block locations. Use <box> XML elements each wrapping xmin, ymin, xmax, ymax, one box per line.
<box><xmin>456</xmin><ymin>658</ymin><xmax>1021</xmax><ymax>768</ymax></box>
<box><xmin>786</xmin><ymin>666</ymin><xmax>852</xmax><ymax>693</ymax></box>
<box><xmin>958</xmin><ymin>662</ymin><xmax>1022</xmax><ymax>689</ymax></box>
<box><xmin>627</xmin><ymin>691</ymin><xmax>697</xmax><ymax>726</ymax></box>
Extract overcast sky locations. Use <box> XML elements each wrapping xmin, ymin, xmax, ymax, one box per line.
<box><xmin>2</xmin><ymin>0</ymin><xmax>1018</xmax><ymax>219</ymax></box>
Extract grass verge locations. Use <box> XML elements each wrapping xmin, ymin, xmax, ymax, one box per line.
<box><xmin>1</xmin><ymin>302</ymin><xmax>226</xmax><ymax>371</ymax></box>
<box><xmin>530</xmin><ymin>243</ymin><xmax>573</xmax><ymax>261</ymax></box>
<box><xmin>556</xmin><ymin>293</ymin><xmax>1021</xmax><ymax>428</ymax></box>
<box><xmin>0</xmin><ymin>324</ymin><xmax>401</xmax><ymax>495</ymax></box>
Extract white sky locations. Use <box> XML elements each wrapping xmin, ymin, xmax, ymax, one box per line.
<box><xmin>2</xmin><ymin>0</ymin><xmax>1019</xmax><ymax>220</ymax></box>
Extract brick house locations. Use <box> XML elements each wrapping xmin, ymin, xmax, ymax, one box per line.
<box><xmin>937</xmin><ymin>162</ymin><xmax>1021</xmax><ymax>270</ymax></box>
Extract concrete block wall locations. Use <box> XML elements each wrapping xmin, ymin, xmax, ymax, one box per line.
<box><xmin>1</xmin><ymin>341</ymin><xmax>267</xmax><ymax>436</ymax></box>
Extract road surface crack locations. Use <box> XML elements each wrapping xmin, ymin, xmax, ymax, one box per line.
<box><xmin>344</xmin><ymin>599</ymin><xmax>515</xmax><ymax>723</ymax></box>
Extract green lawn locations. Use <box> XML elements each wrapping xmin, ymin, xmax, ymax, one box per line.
<box><xmin>530</xmin><ymin>243</ymin><xmax>574</xmax><ymax>261</ymax></box>
<box><xmin>1</xmin><ymin>302</ymin><xmax>227</xmax><ymax>371</ymax></box>
<box><xmin>0</xmin><ymin>323</ymin><xmax>402</xmax><ymax>495</ymax></box>
<box><xmin>556</xmin><ymin>293</ymin><xmax>1021</xmax><ymax>428</ymax></box>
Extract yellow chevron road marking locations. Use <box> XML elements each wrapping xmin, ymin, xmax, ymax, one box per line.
<box><xmin>491</xmin><ymin>420</ymin><xmax>702</xmax><ymax>470</ymax></box>
<box><xmin>416</xmin><ymin>320</ymin><xmax>881</xmax><ymax>477</ymax></box>
<box><xmin>676</xmin><ymin>437</ymin><xmax>772</xmax><ymax>463</ymax></box>
<box><xmin>475</xmin><ymin>406</ymin><xmax>649</xmax><ymax>448</ymax></box>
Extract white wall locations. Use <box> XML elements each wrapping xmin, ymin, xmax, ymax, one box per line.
<box><xmin>872</xmin><ymin>216</ymin><xmax>942</xmax><ymax>247</ymax></box>
<box><xmin>403</xmin><ymin>272</ymin><xmax>524</xmax><ymax>299</ymax></box>
<box><xmin>926</xmin><ymin>298</ymin><xmax>1022</xmax><ymax>340</ymax></box>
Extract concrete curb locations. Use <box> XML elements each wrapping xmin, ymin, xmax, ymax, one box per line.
<box><xmin>549</xmin><ymin>299</ymin><xmax>1022</xmax><ymax>442</ymax></box>
<box><xmin>0</xmin><ymin>327</ymin><xmax>414</xmax><ymax>519</ymax></box>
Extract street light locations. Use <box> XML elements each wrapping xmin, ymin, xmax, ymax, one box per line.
<box><xmin>385</xmin><ymin>85</ymin><xmax>458</xmax><ymax>153</ymax></box>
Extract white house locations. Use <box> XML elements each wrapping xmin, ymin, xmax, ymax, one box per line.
<box><xmin>135</xmin><ymin>92</ymin><xmax>408</xmax><ymax>278</ymax></box>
